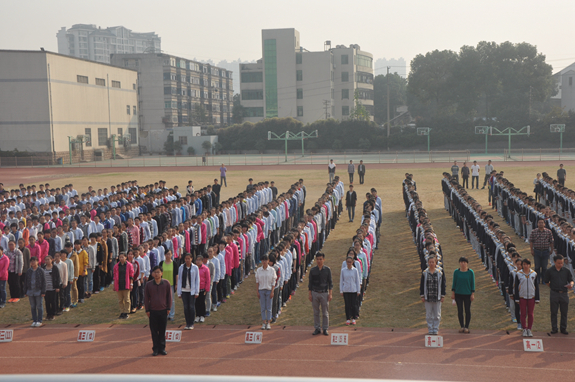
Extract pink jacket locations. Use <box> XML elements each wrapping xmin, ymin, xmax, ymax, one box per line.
<box><xmin>231</xmin><ymin>242</ymin><xmax>239</xmax><ymax>268</ymax></box>
<box><xmin>0</xmin><ymin>255</ymin><xmax>9</xmax><ymax>281</ymax></box>
<box><xmin>36</xmin><ymin>240</ymin><xmax>50</xmax><ymax>263</ymax></box>
<box><xmin>113</xmin><ymin>261</ymin><xmax>134</xmax><ymax>291</ymax></box>
<box><xmin>198</xmin><ymin>264</ymin><xmax>211</xmax><ymax>291</ymax></box>
<box><xmin>225</xmin><ymin>246</ymin><xmax>234</xmax><ymax>276</ymax></box>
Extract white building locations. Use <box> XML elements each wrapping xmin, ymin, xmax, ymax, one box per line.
<box><xmin>110</xmin><ymin>53</ymin><xmax>233</xmax><ymax>154</ymax></box>
<box><xmin>552</xmin><ymin>62</ymin><xmax>575</xmax><ymax>113</ymax></box>
<box><xmin>57</xmin><ymin>24</ymin><xmax>161</xmax><ymax>64</ymax></box>
<box><xmin>0</xmin><ymin>50</ymin><xmax>139</xmax><ymax>163</ymax></box>
<box><xmin>240</xmin><ymin>28</ymin><xmax>374</xmax><ymax>124</ymax></box>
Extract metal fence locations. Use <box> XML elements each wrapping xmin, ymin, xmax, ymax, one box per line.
<box><xmin>1</xmin><ymin>148</ymin><xmax>574</xmax><ymax>168</ymax></box>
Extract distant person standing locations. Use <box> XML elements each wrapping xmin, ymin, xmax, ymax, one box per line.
<box><xmin>144</xmin><ymin>266</ymin><xmax>172</xmax><ymax>356</ymax></box>
<box><xmin>451</xmin><ymin>161</ymin><xmax>459</xmax><ymax>182</ymax></box>
<box><xmin>219</xmin><ymin>164</ymin><xmax>227</xmax><ymax>187</ymax></box>
<box><xmin>308</xmin><ymin>252</ymin><xmax>333</xmax><ymax>335</ymax></box>
<box><xmin>345</xmin><ymin>185</ymin><xmax>357</xmax><ymax>223</ymax></box>
<box><xmin>270</xmin><ymin>181</ymin><xmax>278</xmax><ymax>200</ymax></box>
<box><xmin>529</xmin><ymin>219</ymin><xmax>554</xmax><ymax>285</ymax></box>
<box><xmin>328</xmin><ymin>160</ymin><xmax>336</xmax><ymax>183</ymax></box>
<box><xmin>347</xmin><ymin>160</ymin><xmax>355</xmax><ymax>184</ymax></box>
<box><xmin>420</xmin><ymin>256</ymin><xmax>446</xmax><ymax>335</ymax></box>
<box><xmin>357</xmin><ymin>160</ymin><xmax>366</xmax><ymax>184</ymax></box>
<box><xmin>461</xmin><ymin>162</ymin><xmax>469</xmax><ymax>189</ymax></box>
<box><xmin>482</xmin><ymin>160</ymin><xmax>493</xmax><ymax>189</ymax></box>
<box><xmin>557</xmin><ymin>164</ymin><xmax>566</xmax><ymax>186</ymax></box>
<box><xmin>470</xmin><ymin>161</ymin><xmax>480</xmax><ymax>189</ymax></box>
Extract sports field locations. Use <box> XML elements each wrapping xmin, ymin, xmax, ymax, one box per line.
<box><xmin>2</xmin><ymin>161</ymin><xmax>574</xmax><ymax>332</ymax></box>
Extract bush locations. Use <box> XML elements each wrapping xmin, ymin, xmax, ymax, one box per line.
<box><xmin>187</xmin><ymin>146</ymin><xmax>196</xmax><ymax>156</ymax></box>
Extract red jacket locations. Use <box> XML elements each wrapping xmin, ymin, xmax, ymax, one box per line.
<box><xmin>225</xmin><ymin>246</ymin><xmax>234</xmax><ymax>276</ymax></box>
<box><xmin>231</xmin><ymin>241</ymin><xmax>240</xmax><ymax>268</ymax></box>
<box><xmin>198</xmin><ymin>264</ymin><xmax>211</xmax><ymax>291</ymax></box>
<box><xmin>36</xmin><ymin>239</ymin><xmax>50</xmax><ymax>263</ymax></box>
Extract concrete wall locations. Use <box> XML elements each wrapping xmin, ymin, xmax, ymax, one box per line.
<box><xmin>299</xmin><ymin>51</ymin><xmax>332</xmax><ymax>123</ymax></box>
<box><xmin>0</xmin><ymin>50</ymin><xmax>138</xmax><ymax>161</ymax></box>
<box><xmin>172</xmin><ymin>126</ymin><xmax>217</xmax><ymax>156</ymax></box>
<box><xmin>560</xmin><ymin>70</ymin><xmax>575</xmax><ymax>112</ymax></box>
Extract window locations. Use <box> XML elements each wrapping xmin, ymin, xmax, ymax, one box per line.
<box><xmin>95</xmin><ymin>78</ymin><xmax>105</xmax><ymax>86</ymax></box>
<box><xmin>355</xmin><ymin>54</ymin><xmax>373</xmax><ymax>68</ymax></box>
<box><xmin>98</xmin><ymin>128</ymin><xmax>108</xmax><ymax>146</ymax></box>
<box><xmin>179</xmin><ymin>136</ymin><xmax>188</xmax><ymax>145</ymax></box>
<box><xmin>77</xmin><ymin>75</ymin><xmax>88</xmax><ymax>84</ymax></box>
<box><xmin>85</xmin><ymin>128</ymin><xmax>92</xmax><ymax>147</ymax></box>
<box><xmin>241</xmin><ymin>72</ymin><xmax>263</xmax><ymax>83</ymax></box>
<box><xmin>570</xmin><ymin>77</ymin><xmax>573</xmax><ymax>86</ymax></box>
<box><xmin>128</xmin><ymin>128</ymin><xmax>137</xmax><ymax>145</ymax></box>
<box><xmin>296</xmin><ymin>70</ymin><xmax>303</xmax><ymax>81</ymax></box>
<box><xmin>342</xmin><ymin>89</ymin><xmax>349</xmax><ymax>99</ymax></box>
<box><xmin>133</xmin><ymin>106</ymin><xmax>137</xmax><ymax>115</ymax></box>
<box><xmin>244</xmin><ymin>107</ymin><xmax>264</xmax><ymax>117</ymax></box>
<box><xmin>297</xmin><ymin>88</ymin><xmax>303</xmax><ymax>99</ymax></box>
<box><xmin>341</xmin><ymin>72</ymin><xmax>349</xmax><ymax>82</ymax></box>
<box><xmin>133</xmin><ymin>83</ymin><xmax>136</xmax><ymax>90</ymax></box>
<box><xmin>126</xmin><ymin>105</ymin><xmax>131</xmax><ymax>115</ymax></box>
<box><xmin>117</xmin><ymin>128</ymin><xmax>123</xmax><ymax>138</ymax></box>
<box><xmin>342</xmin><ymin>106</ymin><xmax>349</xmax><ymax>116</ymax></box>
<box><xmin>341</xmin><ymin>55</ymin><xmax>349</xmax><ymax>65</ymax></box>
<box><xmin>241</xmin><ymin>90</ymin><xmax>264</xmax><ymax>100</ymax></box>
<box><xmin>112</xmin><ymin>81</ymin><xmax>121</xmax><ymax>88</ymax></box>
<box><xmin>296</xmin><ymin>53</ymin><xmax>302</xmax><ymax>64</ymax></box>
<box><xmin>297</xmin><ymin>106</ymin><xmax>303</xmax><ymax>117</ymax></box>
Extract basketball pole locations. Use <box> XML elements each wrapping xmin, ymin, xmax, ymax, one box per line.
<box><xmin>485</xmin><ymin>130</ymin><xmax>488</xmax><ymax>155</ymax></box>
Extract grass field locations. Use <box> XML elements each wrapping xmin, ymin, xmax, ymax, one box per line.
<box><xmin>2</xmin><ymin>164</ymin><xmax>574</xmax><ymax>332</ymax></box>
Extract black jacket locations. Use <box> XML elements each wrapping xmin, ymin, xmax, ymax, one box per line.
<box><xmin>345</xmin><ymin>191</ymin><xmax>357</xmax><ymax>207</ymax></box>
<box><xmin>25</xmin><ymin>267</ymin><xmax>47</xmax><ymax>294</ymax></box>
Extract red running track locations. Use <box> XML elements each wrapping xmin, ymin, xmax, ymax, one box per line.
<box><xmin>1</xmin><ymin>324</ymin><xmax>574</xmax><ymax>380</ymax></box>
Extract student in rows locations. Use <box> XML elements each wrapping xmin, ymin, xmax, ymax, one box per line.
<box><xmin>177</xmin><ymin>253</ymin><xmax>199</xmax><ymax>330</ymax></box>
<box><xmin>159</xmin><ymin>250</ymin><xmax>178</xmax><ymax>321</ymax></box>
<box><xmin>420</xmin><ymin>256</ymin><xmax>446</xmax><ymax>335</ymax></box>
<box><xmin>340</xmin><ymin>256</ymin><xmax>361</xmax><ymax>326</ymax></box>
<box><xmin>514</xmin><ymin>258</ymin><xmax>539</xmax><ymax>337</ymax></box>
<box><xmin>25</xmin><ymin>256</ymin><xmax>46</xmax><ymax>327</ymax></box>
<box><xmin>194</xmin><ymin>255</ymin><xmax>210</xmax><ymax>323</ymax></box>
<box><xmin>113</xmin><ymin>252</ymin><xmax>133</xmax><ymax>319</ymax></box>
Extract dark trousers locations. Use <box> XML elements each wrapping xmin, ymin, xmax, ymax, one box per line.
<box><xmin>100</xmin><ymin>268</ymin><xmax>107</xmax><ymax>289</ymax></box>
<box><xmin>455</xmin><ymin>293</ymin><xmax>472</xmax><ymax>328</ymax></box>
<box><xmin>211</xmin><ymin>282</ymin><xmax>217</xmax><ymax>307</ymax></box>
<box><xmin>358</xmin><ymin>173</ymin><xmax>364</xmax><ymax>184</ymax></box>
<box><xmin>139</xmin><ymin>279</ymin><xmax>146</xmax><ymax>307</ymax></box>
<box><xmin>483</xmin><ymin>174</ymin><xmax>490</xmax><ymax>187</ymax></box>
<box><xmin>8</xmin><ymin>272</ymin><xmax>21</xmax><ymax>299</ymax></box>
<box><xmin>349</xmin><ymin>173</ymin><xmax>354</xmax><ymax>183</ymax></box>
<box><xmin>272</xmin><ymin>286</ymin><xmax>280</xmax><ymax>318</ymax></box>
<box><xmin>131</xmin><ymin>283</ymin><xmax>139</xmax><ymax>310</ymax></box>
<box><xmin>472</xmin><ymin>176</ymin><xmax>479</xmax><ymax>189</ymax></box>
<box><xmin>343</xmin><ymin>292</ymin><xmax>358</xmax><ymax>320</ymax></box>
<box><xmin>462</xmin><ymin>176</ymin><xmax>469</xmax><ymax>188</ymax></box>
<box><xmin>149</xmin><ymin>309</ymin><xmax>168</xmax><ymax>352</ymax></box>
<box><xmin>45</xmin><ymin>290</ymin><xmax>57</xmax><ymax>317</ymax></box>
<box><xmin>550</xmin><ymin>290</ymin><xmax>569</xmax><ymax>331</ymax></box>
<box><xmin>181</xmin><ymin>291</ymin><xmax>196</xmax><ymax>327</ymax></box>
<box><xmin>217</xmin><ymin>279</ymin><xmax>223</xmax><ymax>302</ymax></box>
<box><xmin>195</xmin><ymin>290</ymin><xmax>206</xmax><ymax>317</ymax></box>
<box><xmin>559</xmin><ymin>178</ymin><xmax>565</xmax><ymax>186</ymax></box>
<box><xmin>221</xmin><ymin>176</ymin><xmax>227</xmax><ymax>187</ymax></box>
<box><xmin>77</xmin><ymin>275</ymin><xmax>85</xmax><ymax>300</ymax></box>
<box><xmin>347</xmin><ymin>206</ymin><xmax>355</xmax><ymax>222</ymax></box>
<box><xmin>93</xmin><ymin>268</ymin><xmax>100</xmax><ymax>291</ymax></box>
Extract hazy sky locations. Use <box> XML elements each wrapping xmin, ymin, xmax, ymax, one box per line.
<box><xmin>2</xmin><ymin>0</ymin><xmax>574</xmax><ymax>73</ymax></box>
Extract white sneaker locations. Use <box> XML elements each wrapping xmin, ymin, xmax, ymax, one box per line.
<box><xmin>212</xmin><ymin>306</ymin><xmax>217</xmax><ymax>312</ymax></box>
<box><xmin>194</xmin><ymin>316</ymin><xmax>200</xmax><ymax>323</ymax></box>
<box><xmin>527</xmin><ymin>329</ymin><xmax>533</xmax><ymax>337</ymax></box>
<box><xmin>199</xmin><ymin>316</ymin><xmax>204</xmax><ymax>323</ymax></box>
<box><xmin>522</xmin><ymin>329</ymin><xmax>528</xmax><ymax>337</ymax></box>
<box><xmin>262</xmin><ymin>323</ymin><xmax>267</xmax><ymax>330</ymax></box>
<box><xmin>266</xmin><ymin>323</ymin><xmax>271</xmax><ymax>330</ymax></box>
<box><xmin>31</xmin><ymin>322</ymin><xmax>37</xmax><ymax>327</ymax></box>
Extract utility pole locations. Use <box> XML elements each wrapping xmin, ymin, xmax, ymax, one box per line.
<box><xmin>323</xmin><ymin>100</ymin><xmax>330</xmax><ymax>120</ymax></box>
<box><xmin>386</xmin><ymin>67</ymin><xmax>390</xmax><ymax>139</ymax></box>
<box><xmin>529</xmin><ymin>86</ymin><xmax>532</xmax><ymax>118</ymax></box>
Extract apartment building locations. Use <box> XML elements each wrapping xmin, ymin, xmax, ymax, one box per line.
<box><xmin>240</xmin><ymin>28</ymin><xmax>374</xmax><ymax>124</ymax></box>
<box><xmin>110</xmin><ymin>53</ymin><xmax>233</xmax><ymax>153</ymax></box>
<box><xmin>57</xmin><ymin>24</ymin><xmax>161</xmax><ymax>63</ymax></box>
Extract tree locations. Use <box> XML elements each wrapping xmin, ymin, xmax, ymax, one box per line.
<box><xmin>201</xmin><ymin>140</ymin><xmax>212</xmax><ymax>154</ymax></box>
<box><xmin>232</xmin><ymin>93</ymin><xmax>245</xmax><ymax>124</ymax></box>
<box><xmin>187</xmin><ymin>146</ymin><xmax>196</xmax><ymax>156</ymax></box>
<box><xmin>212</xmin><ymin>141</ymin><xmax>222</xmax><ymax>154</ymax></box>
<box><xmin>373</xmin><ymin>73</ymin><xmax>407</xmax><ymax>125</ymax></box>
<box><xmin>163</xmin><ymin>132</ymin><xmax>174</xmax><ymax>154</ymax></box>
<box><xmin>192</xmin><ymin>104</ymin><xmax>208</xmax><ymax>125</ymax></box>
<box><xmin>173</xmin><ymin>140</ymin><xmax>183</xmax><ymax>155</ymax></box>
<box><xmin>349</xmin><ymin>90</ymin><xmax>370</xmax><ymax>121</ymax></box>
<box><xmin>358</xmin><ymin>138</ymin><xmax>371</xmax><ymax>151</ymax></box>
